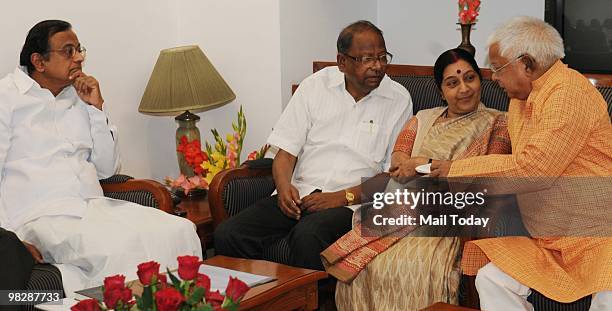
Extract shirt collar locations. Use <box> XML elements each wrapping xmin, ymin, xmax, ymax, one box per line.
<box><xmin>327</xmin><ymin>67</ymin><xmax>394</xmax><ymax>100</ymax></box>
<box><xmin>14</xmin><ymin>66</ymin><xmax>35</xmax><ymax>94</ymax></box>
<box><xmin>531</xmin><ymin>59</ymin><xmax>565</xmax><ymax>92</ymax></box>
<box><xmin>13</xmin><ymin>66</ymin><xmax>76</xmax><ymax>98</ymax></box>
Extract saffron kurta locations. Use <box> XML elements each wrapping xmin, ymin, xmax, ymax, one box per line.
<box><xmin>449</xmin><ymin>61</ymin><xmax>612</xmax><ymax>302</ymax></box>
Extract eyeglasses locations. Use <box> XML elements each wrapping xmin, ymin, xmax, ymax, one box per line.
<box><xmin>490</xmin><ymin>54</ymin><xmax>525</xmax><ymax>74</ymax></box>
<box><xmin>344</xmin><ymin>52</ymin><xmax>393</xmax><ymax>66</ymax></box>
<box><xmin>47</xmin><ymin>45</ymin><xmax>87</xmax><ymax>59</ymax></box>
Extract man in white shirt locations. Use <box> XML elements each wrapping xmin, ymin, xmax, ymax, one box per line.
<box><xmin>214</xmin><ymin>20</ymin><xmax>412</xmax><ymax>270</ymax></box>
<box><xmin>0</xmin><ymin>20</ymin><xmax>201</xmax><ymax>293</ymax></box>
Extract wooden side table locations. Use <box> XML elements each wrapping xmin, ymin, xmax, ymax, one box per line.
<box><xmin>205</xmin><ymin>256</ymin><xmax>328</xmax><ymax>311</ymax></box>
<box><xmin>176</xmin><ymin>194</ymin><xmax>213</xmax><ymax>251</ymax></box>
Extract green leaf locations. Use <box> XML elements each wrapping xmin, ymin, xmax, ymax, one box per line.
<box><xmin>196</xmin><ymin>304</ymin><xmax>214</xmax><ymax>311</ymax></box>
<box><xmin>186</xmin><ymin>286</ymin><xmax>205</xmax><ymax>305</ymax></box>
<box><xmin>221</xmin><ymin>297</ymin><xmax>240</xmax><ymax>311</ymax></box>
<box><xmin>142</xmin><ymin>285</ymin><xmax>154</xmax><ymax>310</ymax></box>
<box><xmin>167</xmin><ymin>268</ymin><xmax>182</xmax><ymax>289</ymax></box>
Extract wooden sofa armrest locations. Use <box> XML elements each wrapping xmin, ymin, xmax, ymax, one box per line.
<box><xmin>208</xmin><ymin>162</ymin><xmax>273</xmax><ymax>229</ymax></box>
<box><xmin>101</xmin><ymin>178</ymin><xmax>174</xmax><ymax>214</ymax></box>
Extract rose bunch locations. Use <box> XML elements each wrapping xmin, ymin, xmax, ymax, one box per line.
<box><xmin>458</xmin><ymin>0</ymin><xmax>480</xmax><ymax>24</ymax></box>
<box><xmin>71</xmin><ymin>255</ymin><xmax>249</xmax><ymax>311</ymax></box>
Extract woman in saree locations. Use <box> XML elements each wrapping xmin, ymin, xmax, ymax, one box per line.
<box><xmin>321</xmin><ymin>48</ymin><xmax>512</xmax><ymax>310</ymax></box>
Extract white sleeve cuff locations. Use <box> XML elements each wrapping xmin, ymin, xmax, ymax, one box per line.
<box><xmin>267</xmin><ymin>132</ymin><xmax>301</xmax><ymax>157</ymax></box>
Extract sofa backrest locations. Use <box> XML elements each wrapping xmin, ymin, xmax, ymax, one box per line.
<box><xmin>389</xmin><ymin>75</ymin><xmax>510</xmax><ymax>113</ymax></box>
<box><xmin>310</xmin><ymin>61</ymin><xmax>612</xmax><ymax>117</ymax></box>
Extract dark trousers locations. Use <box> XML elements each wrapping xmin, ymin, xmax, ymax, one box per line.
<box><xmin>0</xmin><ymin>228</ymin><xmax>34</xmax><ymax>290</ymax></box>
<box><xmin>214</xmin><ymin>195</ymin><xmax>353</xmax><ymax>270</ymax></box>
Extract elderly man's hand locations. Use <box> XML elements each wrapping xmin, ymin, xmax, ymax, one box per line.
<box><xmin>277</xmin><ymin>183</ymin><xmax>302</xmax><ymax>220</ymax></box>
<box><xmin>301</xmin><ymin>191</ymin><xmax>346</xmax><ymax>213</ymax></box>
<box><xmin>70</xmin><ymin>71</ymin><xmax>104</xmax><ymax>110</ymax></box>
<box><xmin>430</xmin><ymin>160</ymin><xmax>452</xmax><ymax>177</ymax></box>
<box><xmin>23</xmin><ymin>241</ymin><xmax>43</xmax><ymax>263</ymax></box>
<box><xmin>389</xmin><ymin>152</ymin><xmax>428</xmax><ymax>178</ymax></box>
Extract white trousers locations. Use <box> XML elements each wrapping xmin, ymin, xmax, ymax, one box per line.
<box><xmin>17</xmin><ymin>198</ymin><xmax>202</xmax><ymax>294</ymax></box>
<box><xmin>476</xmin><ymin>263</ymin><xmax>612</xmax><ymax>311</ymax></box>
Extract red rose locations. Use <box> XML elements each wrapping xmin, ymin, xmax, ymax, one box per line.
<box><xmin>137</xmin><ymin>261</ymin><xmax>160</xmax><ymax>286</ymax></box>
<box><xmin>155</xmin><ymin>287</ymin><xmax>184</xmax><ymax>311</ymax></box>
<box><xmin>103</xmin><ymin>275</ymin><xmax>126</xmax><ymax>291</ymax></box>
<box><xmin>225</xmin><ymin>276</ymin><xmax>249</xmax><ymax>302</ymax></box>
<box><xmin>158</xmin><ymin>273</ymin><xmax>168</xmax><ymax>288</ymax></box>
<box><xmin>103</xmin><ymin>287</ymin><xmax>132</xmax><ymax>310</ymax></box>
<box><xmin>195</xmin><ymin>273</ymin><xmax>211</xmax><ymax>293</ymax></box>
<box><xmin>177</xmin><ymin>255</ymin><xmax>201</xmax><ymax>281</ymax></box>
<box><xmin>205</xmin><ymin>290</ymin><xmax>224</xmax><ymax>308</ymax></box>
<box><xmin>71</xmin><ymin>298</ymin><xmax>100</xmax><ymax>311</ymax></box>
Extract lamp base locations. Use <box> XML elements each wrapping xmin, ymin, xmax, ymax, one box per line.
<box><xmin>176</xmin><ymin>110</ymin><xmax>201</xmax><ymax>177</ymax></box>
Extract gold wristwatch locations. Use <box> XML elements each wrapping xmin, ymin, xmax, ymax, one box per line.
<box><xmin>345</xmin><ymin>190</ymin><xmax>355</xmax><ymax>206</ymax></box>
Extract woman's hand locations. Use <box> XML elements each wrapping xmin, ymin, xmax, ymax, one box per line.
<box><xmin>430</xmin><ymin>160</ymin><xmax>452</xmax><ymax>177</ymax></box>
<box><xmin>389</xmin><ymin>152</ymin><xmax>429</xmax><ymax>177</ymax></box>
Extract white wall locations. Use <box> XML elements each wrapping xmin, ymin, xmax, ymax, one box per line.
<box><xmin>279</xmin><ymin>0</ymin><xmax>377</xmax><ymax>107</ymax></box>
<box><xmin>151</xmin><ymin>0</ymin><xmax>283</xmax><ymax>181</ymax></box>
<box><xmin>0</xmin><ymin>0</ymin><xmax>283</xmax><ymax>182</ymax></box>
<box><xmin>0</xmin><ymin>0</ymin><xmax>179</xmax><ymax>181</ymax></box>
<box><xmin>378</xmin><ymin>0</ymin><xmax>545</xmax><ymax>66</ymax></box>
<box><xmin>0</xmin><ymin>1</ymin><xmax>545</xmax><ymax>182</ymax></box>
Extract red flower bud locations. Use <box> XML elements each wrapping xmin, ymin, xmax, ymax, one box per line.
<box><xmin>137</xmin><ymin>261</ymin><xmax>160</xmax><ymax>286</ymax></box>
<box><xmin>158</xmin><ymin>274</ymin><xmax>168</xmax><ymax>289</ymax></box>
<box><xmin>103</xmin><ymin>275</ymin><xmax>125</xmax><ymax>291</ymax></box>
<box><xmin>205</xmin><ymin>290</ymin><xmax>224</xmax><ymax>307</ymax></box>
<box><xmin>195</xmin><ymin>273</ymin><xmax>211</xmax><ymax>293</ymax></box>
<box><xmin>103</xmin><ymin>287</ymin><xmax>132</xmax><ymax>310</ymax></box>
<box><xmin>70</xmin><ymin>298</ymin><xmax>100</xmax><ymax>311</ymax></box>
<box><xmin>225</xmin><ymin>276</ymin><xmax>249</xmax><ymax>302</ymax></box>
<box><xmin>155</xmin><ymin>287</ymin><xmax>184</xmax><ymax>311</ymax></box>
<box><xmin>177</xmin><ymin>255</ymin><xmax>201</xmax><ymax>281</ymax></box>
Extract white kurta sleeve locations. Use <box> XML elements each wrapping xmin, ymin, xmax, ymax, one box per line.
<box><xmin>87</xmin><ymin>105</ymin><xmax>120</xmax><ymax>179</ymax></box>
<box><xmin>0</xmin><ymin>93</ymin><xmax>13</xmax><ymax>229</ymax></box>
<box><xmin>267</xmin><ymin>80</ymin><xmax>313</xmax><ymax>157</ymax></box>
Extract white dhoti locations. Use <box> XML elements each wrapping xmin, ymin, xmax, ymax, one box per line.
<box><xmin>16</xmin><ymin>198</ymin><xmax>202</xmax><ymax>295</ymax></box>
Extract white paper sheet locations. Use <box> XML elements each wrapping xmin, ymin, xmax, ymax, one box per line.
<box><xmin>199</xmin><ymin>264</ymin><xmax>275</xmax><ymax>294</ymax></box>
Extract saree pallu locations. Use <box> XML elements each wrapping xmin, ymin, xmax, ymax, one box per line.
<box><xmin>324</xmin><ymin>105</ymin><xmax>511</xmax><ymax>310</ymax></box>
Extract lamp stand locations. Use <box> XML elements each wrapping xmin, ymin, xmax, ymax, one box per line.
<box><xmin>175</xmin><ymin>110</ymin><xmax>201</xmax><ymax>177</ymax></box>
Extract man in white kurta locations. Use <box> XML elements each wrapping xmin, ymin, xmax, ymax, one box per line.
<box><xmin>214</xmin><ymin>21</ymin><xmax>412</xmax><ymax>270</ymax></box>
<box><xmin>0</xmin><ymin>20</ymin><xmax>201</xmax><ymax>294</ymax></box>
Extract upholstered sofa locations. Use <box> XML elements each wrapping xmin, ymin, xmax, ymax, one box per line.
<box><xmin>12</xmin><ymin>174</ymin><xmax>179</xmax><ymax>311</ymax></box>
<box><xmin>208</xmin><ymin>61</ymin><xmax>612</xmax><ymax>310</ymax></box>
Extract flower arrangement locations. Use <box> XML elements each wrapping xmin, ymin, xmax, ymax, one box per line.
<box><xmin>70</xmin><ymin>255</ymin><xmax>249</xmax><ymax>311</ymax></box>
<box><xmin>458</xmin><ymin>0</ymin><xmax>480</xmax><ymax>24</ymax></box>
<box><xmin>165</xmin><ymin>106</ymin><xmax>270</xmax><ymax>195</ymax></box>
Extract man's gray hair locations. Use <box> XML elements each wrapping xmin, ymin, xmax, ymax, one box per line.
<box><xmin>488</xmin><ymin>16</ymin><xmax>565</xmax><ymax>69</ymax></box>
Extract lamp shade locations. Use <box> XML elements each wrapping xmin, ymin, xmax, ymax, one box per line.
<box><xmin>138</xmin><ymin>45</ymin><xmax>236</xmax><ymax>115</ymax></box>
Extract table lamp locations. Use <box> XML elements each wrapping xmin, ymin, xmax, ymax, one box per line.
<box><xmin>139</xmin><ymin>45</ymin><xmax>236</xmax><ymax>176</ymax></box>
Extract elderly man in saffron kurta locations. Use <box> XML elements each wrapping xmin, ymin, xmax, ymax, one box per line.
<box><xmin>431</xmin><ymin>17</ymin><xmax>612</xmax><ymax>310</ymax></box>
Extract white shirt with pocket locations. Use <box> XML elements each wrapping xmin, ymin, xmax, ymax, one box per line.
<box><xmin>268</xmin><ymin>66</ymin><xmax>412</xmax><ymax>201</ymax></box>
